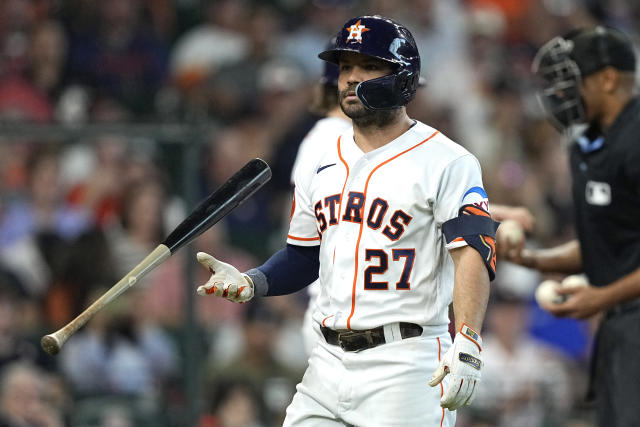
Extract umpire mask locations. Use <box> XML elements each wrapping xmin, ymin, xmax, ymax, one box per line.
<box><xmin>532</xmin><ymin>27</ymin><xmax>637</xmax><ymax>130</ymax></box>
<box><xmin>532</xmin><ymin>36</ymin><xmax>586</xmax><ymax>130</ymax></box>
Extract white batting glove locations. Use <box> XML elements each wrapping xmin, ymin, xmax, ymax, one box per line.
<box><xmin>196</xmin><ymin>252</ymin><xmax>254</xmax><ymax>303</ymax></box>
<box><xmin>428</xmin><ymin>324</ymin><xmax>482</xmax><ymax>410</ymax></box>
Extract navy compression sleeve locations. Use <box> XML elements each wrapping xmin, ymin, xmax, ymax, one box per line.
<box><xmin>244</xmin><ymin>244</ymin><xmax>320</xmax><ymax>296</ymax></box>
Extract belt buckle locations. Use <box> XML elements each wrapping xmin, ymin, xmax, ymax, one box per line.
<box><xmin>337</xmin><ymin>330</ymin><xmax>374</xmax><ymax>352</ymax></box>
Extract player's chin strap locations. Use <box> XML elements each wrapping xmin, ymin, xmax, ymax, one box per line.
<box><xmin>442</xmin><ymin>204</ymin><xmax>500</xmax><ymax>281</ymax></box>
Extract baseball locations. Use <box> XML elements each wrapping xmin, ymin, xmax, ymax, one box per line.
<box><xmin>498</xmin><ymin>219</ymin><xmax>525</xmax><ymax>246</ymax></box>
<box><xmin>535</xmin><ymin>279</ymin><xmax>564</xmax><ymax>305</ymax></box>
<box><xmin>561</xmin><ymin>274</ymin><xmax>589</xmax><ymax>289</ymax></box>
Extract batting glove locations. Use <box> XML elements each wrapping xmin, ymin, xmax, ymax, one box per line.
<box><xmin>428</xmin><ymin>324</ymin><xmax>482</xmax><ymax>410</ymax></box>
<box><xmin>196</xmin><ymin>252</ymin><xmax>254</xmax><ymax>303</ymax></box>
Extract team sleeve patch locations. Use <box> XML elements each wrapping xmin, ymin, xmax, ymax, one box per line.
<box><xmin>461</xmin><ymin>186</ymin><xmax>489</xmax><ymax>211</ymax></box>
<box><xmin>442</xmin><ymin>204</ymin><xmax>500</xmax><ymax>281</ymax></box>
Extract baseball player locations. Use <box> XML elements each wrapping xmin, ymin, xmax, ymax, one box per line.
<box><xmin>291</xmin><ymin>52</ymin><xmax>352</xmax><ymax>356</ymax></box>
<box><xmin>504</xmin><ymin>27</ymin><xmax>640</xmax><ymax>427</ymax></box>
<box><xmin>197</xmin><ymin>15</ymin><xmax>499</xmax><ymax>426</ymax></box>
<box><xmin>293</xmin><ymin>55</ymin><xmax>439</xmax><ymax>356</ymax></box>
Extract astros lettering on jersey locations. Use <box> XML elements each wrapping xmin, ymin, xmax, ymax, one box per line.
<box><xmin>288</xmin><ymin>121</ymin><xmax>488</xmax><ymax>331</ymax></box>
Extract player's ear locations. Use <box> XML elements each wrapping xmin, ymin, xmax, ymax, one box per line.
<box><xmin>600</xmin><ymin>67</ymin><xmax>619</xmax><ymax>94</ymax></box>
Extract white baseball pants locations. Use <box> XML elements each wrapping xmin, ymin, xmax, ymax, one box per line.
<box><xmin>284</xmin><ymin>324</ymin><xmax>456</xmax><ymax>427</ymax></box>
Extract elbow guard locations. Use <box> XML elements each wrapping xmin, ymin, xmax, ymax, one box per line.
<box><xmin>442</xmin><ymin>204</ymin><xmax>500</xmax><ymax>281</ymax></box>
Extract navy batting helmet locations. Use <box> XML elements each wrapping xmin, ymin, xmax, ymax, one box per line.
<box><xmin>319</xmin><ymin>37</ymin><xmax>339</xmax><ymax>87</ymax></box>
<box><xmin>532</xmin><ymin>26</ymin><xmax>636</xmax><ymax>129</ymax></box>
<box><xmin>320</xmin><ymin>61</ymin><xmax>339</xmax><ymax>87</ymax></box>
<box><xmin>318</xmin><ymin>15</ymin><xmax>420</xmax><ymax>110</ymax></box>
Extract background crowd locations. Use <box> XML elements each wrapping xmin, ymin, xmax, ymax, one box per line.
<box><xmin>0</xmin><ymin>0</ymin><xmax>638</xmax><ymax>426</ymax></box>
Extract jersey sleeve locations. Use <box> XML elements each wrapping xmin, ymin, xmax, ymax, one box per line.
<box><xmin>434</xmin><ymin>154</ymin><xmax>489</xmax><ymax>250</ymax></box>
<box><xmin>286</xmin><ymin>153</ymin><xmax>321</xmax><ymax>247</ymax></box>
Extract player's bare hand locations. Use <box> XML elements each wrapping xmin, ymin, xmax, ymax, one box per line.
<box><xmin>495</xmin><ymin>218</ymin><xmax>539</xmax><ymax>269</ymax></box>
<box><xmin>196</xmin><ymin>252</ymin><xmax>254</xmax><ymax>303</ymax></box>
<box><xmin>497</xmin><ymin>233</ymin><xmax>537</xmax><ymax>269</ymax></box>
<box><xmin>544</xmin><ymin>284</ymin><xmax>608</xmax><ymax>319</ymax></box>
<box><xmin>492</xmin><ymin>205</ymin><xmax>535</xmax><ymax>232</ymax></box>
<box><xmin>429</xmin><ymin>324</ymin><xmax>482</xmax><ymax>411</ymax></box>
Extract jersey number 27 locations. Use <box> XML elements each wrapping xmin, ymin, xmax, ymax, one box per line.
<box><xmin>364</xmin><ymin>248</ymin><xmax>415</xmax><ymax>290</ymax></box>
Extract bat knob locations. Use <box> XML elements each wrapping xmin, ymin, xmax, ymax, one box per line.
<box><xmin>41</xmin><ymin>334</ymin><xmax>61</xmax><ymax>355</ymax></box>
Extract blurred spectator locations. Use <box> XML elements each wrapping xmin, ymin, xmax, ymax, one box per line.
<box><xmin>0</xmin><ymin>75</ymin><xmax>53</xmax><ymax>123</ymax></box>
<box><xmin>66</xmin><ymin>0</ymin><xmax>169</xmax><ymax>117</ymax></box>
<box><xmin>204</xmin><ymin>4</ymin><xmax>283</xmax><ymax>120</ymax></box>
<box><xmin>468</xmin><ymin>0</ymin><xmax>536</xmax><ymax>42</ymax></box>
<box><xmin>0</xmin><ymin>147</ymin><xmax>92</xmax><ymax>249</ymax></box>
<box><xmin>43</xmin><ymin>227</ymin><xmax>115</xmax><ymax>329</ymax></box>
<box><xmin>27</xmin><ymin>21</ymin><xmax>68</xmax><ymax>104</ymax></box>
<box><xmin>255</xmin><ymin>59</ymin><xmax>308</xmax><ymax>132</ymax></box>
<box><xmin>59</xmin><ymin>289</ymin><xmax>178</xmax><ymax>397</ymax></box>
<box><xmin>0</xmin><ymin>0</ymin><xmax>38</xmax><ymax>77</ymax></box>
<box><xmin>0</xmin><ymin>362</ymin><xmax>66</xmax><ymax>427</ymax></box>
<box><xmin>0</xmin><ymin>272</ymin><xmax>40</xmax><ymax>366</ymax></box>
<box><xmin>207</xmin><ymin>301</ymin><xmax>300</xmax><ymax>426</ymax></box>
<box><xmin>205</xmin><ymin>119</ymin><xmax>278</xmax><ymax>256</ymax></box>
<box><xmin>142</xmin><ymin>0</ymin><xmax>178</xmax><ymax>42</ymax></box>
<box><xmin>170</xmin><ymin>0</ymin><xmax>250</xmax><ymax>98</ymax></box>
<box><xmin>0</xmin><ymin>148</ymin><xmax>92</xmax><ymax>298</ymax></box>
<box><xmin>0</xmin><ymin>15</ymin><xmax>67</xmax><ymax>124</ymax></box>
<box><xmin>104</xmin><ymin>174</ymin><xmax>186</xmax><ymax>326</ymax></box>
<box><xmin>64</xmin><ymin>136</ymin><xmax>129</xmax><ymax>227</ymax></box>
<box><xmin>269</xmin><ymin>295</ymin><xmax>308</xmax><ymax>374</ymax></box>
<box><xmin>276</xmin><ymin>2</ymin><xmax>353</xmax><ymax>76</ymax></box>
<box><xmin>201</xmin><ymin>379</ymin><xmax>264</xmax><ymax>427</ymax></box>
<box><xmin>107</xmin><ymin>179</ymin><xmax>166</xmax><ymax>276</ymax></box>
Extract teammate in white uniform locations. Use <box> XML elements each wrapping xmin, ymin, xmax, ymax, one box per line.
<box><xmin>196</xmin><ymin>15</ymin><xmax>499</xmax><ymax>426</ymax></box>
<box><xmin>292</xmin><ymin>56</ymin><xmax>351</xmax><ymax>356</ymax></box>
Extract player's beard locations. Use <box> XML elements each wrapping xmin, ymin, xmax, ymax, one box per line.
<box><xmin>339</xmin><ymin>86</ymin><xmax>398</xmax><ymax>128</ymax></box>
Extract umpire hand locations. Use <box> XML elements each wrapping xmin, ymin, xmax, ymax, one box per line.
<box><xmin>429</xmin><ymin>324</ymin><xmax>482</xmax><ymax>410</ymax></box>
<box><xmin>196</xmin><ymin>252</ymin><xmax>254</xmax><ymax>303</ymax></box>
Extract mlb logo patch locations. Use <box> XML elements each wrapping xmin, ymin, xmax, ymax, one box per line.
<box><xmin>585</xmin><ymin>180</ymin><xmax>611</xmax><ymax>206</ymax></box>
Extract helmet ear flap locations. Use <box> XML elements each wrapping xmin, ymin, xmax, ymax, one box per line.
<box><xmin>356</xmin><ymin>74</ymin><xmax>403</xmax><ymax>110</ymax></box>
<box><xmin>396</xmin><ymin>69</ymin><xmax>418</xmax><ymax>103</ymax></box>
<box><xmin>355</xmin><ymin>67</ymin><xmax>418</xmax><ymax>110</ymax></box>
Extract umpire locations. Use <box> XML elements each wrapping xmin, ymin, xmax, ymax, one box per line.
<box><xmin>505</xmin><ymin>26</ymin><xmax>640</xmax><ymax>426</ymax></box>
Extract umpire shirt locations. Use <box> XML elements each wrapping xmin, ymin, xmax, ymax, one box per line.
<box><xmin>570</xmin><ymin>96</ymin><xmax>640</xmax><ymax>288</ymax></box>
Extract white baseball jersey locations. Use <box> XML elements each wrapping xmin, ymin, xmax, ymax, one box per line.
<box><xmin>291</xmin><ymin>115</ymin><xmax>352</xmax><ymax>354</ymax></box>
<box><xmin>291</xmin><ymin>116</ymin><xmax>352</xmax><ymax>185</ymax></box>
<box><xmin>288</xmin><ymin>120</ymin><xmax>488</xmax><ymax>331</ymax></box>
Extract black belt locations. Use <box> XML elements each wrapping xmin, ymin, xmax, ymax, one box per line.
<box><xmin>320</xmin><ymin>322</ymin><xmax>423</xmax><ymax>352</ymax></box>
<box><xmin>607</xmin><ymin>296</ymin><xmax>640</xmax><ymax>317</ymax></box>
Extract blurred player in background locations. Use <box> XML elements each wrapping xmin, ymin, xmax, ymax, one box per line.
<box><xmin>290</xmin><ymin>44</ymin><xmax>351</xmax><ymax>356</ymax></box>
<box><xmin>196</xmin><ymin>15</ymin><xmax>499</xmax><ymax>426</ymax></box>
<box><xmin>504</xmin><ymin>26</ymin><xmax>640</xmax><ymax>426</ymax></box>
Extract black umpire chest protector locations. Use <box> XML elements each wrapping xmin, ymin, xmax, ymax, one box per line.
<box><xmin>569</xmin><ymin>96</ymin><xmax>640</xmax><ymax>287</ymax></box>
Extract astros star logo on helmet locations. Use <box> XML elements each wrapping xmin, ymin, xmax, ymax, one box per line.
<box><xmin>346</xmin><ymin>20</ymin><xmax>369</xmax><ymax>43</ymax></box>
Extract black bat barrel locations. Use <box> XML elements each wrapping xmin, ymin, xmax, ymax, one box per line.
<box><xmin>163</xmin><ymin>158</ymin><xmax>271</xmax><ymax>254</ymax></box>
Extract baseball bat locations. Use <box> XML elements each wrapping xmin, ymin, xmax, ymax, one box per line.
<box><xmin>41</xmin><ymin>158</ymin><xmax>271</xmax><ymax>355</ymax></box>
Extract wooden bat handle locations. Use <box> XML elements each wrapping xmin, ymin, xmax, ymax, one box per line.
<box><xmin>41</xmin><ymin>244</ymin><xmax>171</xmax><ymax>355</ymax></box>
